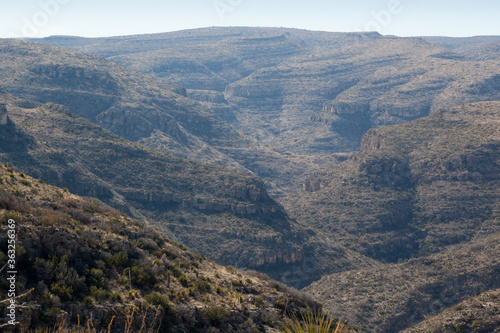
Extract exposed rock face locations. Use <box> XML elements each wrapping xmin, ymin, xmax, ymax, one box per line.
<box><xmin>357</xmin><ymin>155</ymin><xmax>412</xmax><ymax>189</ymax></box>
<box><xmin>31</xmin><ymin>64</ymin><xmax>118</xmax><ymax>92</ymax></box>
<box><xmin>120</xmin><ymin>181</ymin><xmax>286</xmax><ymax>217</ymax></box>
<box><xmin>0</xmin><ymin>103</ymin><xmax>7</xmax><ymax>125</ymax></box>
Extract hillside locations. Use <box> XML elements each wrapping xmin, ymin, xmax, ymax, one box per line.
<box><xmin>29</xmin><ymin>27</ymin><xmax>380</xmax><ymax>86</ymax></box>
<box><xmin>463</xmin><ymin>41</ymin><xmax>500</xmax><ymax>61</ymax></box>
<box><xmin>0</xmin><ymin>164</ymin><xmax>328</xmax><ymax>332</ymax></box>
<box><xmin>0</xmin><ymin>89</ymin><xmax>315</xmax><ymax>284</ymax></box>
<box><xmin>285</xmin><ymin>101</ymin><xmax>500</xmax><ymax>262</ymax></box>
<box><xmin>403</xmin><ymin>288</ymin><xmax>500</xmax><ymax>332</ymax></box>
<box><xmin>29</xmin><ymin>29</ymin><xmax>500</xmax><ymax>156</ymax></box>
<box><xmin>285</xmin><ymin>101</ymin><xmax>500</xmax><ymax>330</ymax></box>
<box><xmin>10</xmin><ymin>28</ymin><xmax>500</xmax><ymax>331</ymax></box>
<box><xmin>0</xmin><ymin>38</ymin><xmax>342</xmax><ymax>197</ymax></box>
<box><xmin>1</xmin><ymin>85</ymin><xmax>380</xmax><ymax>289</ymax></box>
<box><xmin>305</xmin><ymin>231</ymin><xmax>500</xmax><ymax>332</ymax></box>
<box><xmin>421</xmin><ymin>35</ymin><xmax>500</xmax><ymax>53</ymax></box>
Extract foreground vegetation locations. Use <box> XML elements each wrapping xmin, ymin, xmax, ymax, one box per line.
<box><xmin>0</xmin><ymin>164</ymin><xmax>328</xmax><ymax>332</ymax></box>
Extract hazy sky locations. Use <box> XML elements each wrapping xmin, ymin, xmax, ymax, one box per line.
<box><xmin>0</xmin><ymin>0</ymin><xmax>499</xmax><ymax>38</ymax></box>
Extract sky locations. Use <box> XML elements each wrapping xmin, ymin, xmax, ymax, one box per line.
<box><xmin>0</xmin><ymin>0</ymin><xmax>499</xmax><ymax>39</ymax></box>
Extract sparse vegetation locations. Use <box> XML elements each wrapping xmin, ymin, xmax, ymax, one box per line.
<box><xmin>0</xmin><ymin>166</ymin><xmax>322</xmax><ymax>331</ymax></box>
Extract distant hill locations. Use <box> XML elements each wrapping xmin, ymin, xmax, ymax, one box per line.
<box><xmin>29</xmin><ymin>29</ymin><xmax>500</xmax><ymax>156</ymax></box>
<box><xmin>463</xmin><ymin>41</ymin><xmax>500</xmax><ymax>61</ymax></box>
<box><xmin>421</xmin><ymin>35</ymin><xmax>500</xmax><ymax>52</ymax></box>
<box><xmin>0</xmin><ymin>38</ymin><xmax>341</xmax><ymax>197</ymax></box>
<box><xmin>403</xmin><ymin>288</ymin><xmax>500</xmax><ymax>332</ymax></box>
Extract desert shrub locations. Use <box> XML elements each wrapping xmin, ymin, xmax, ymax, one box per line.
<box><xmin>90</xmin><ymin>286</ymin><xmax>111</xmax><ymax>301</ymax></box>
<box><xmin>193</xmin><ymin>280</ymin><xmax>212</xmax><ymax>293</ymax></box>
<box><xmin>42</xmin><ymin>307</ymin><xmax>61</xmax><ymax>321</ymax></box>
<box><xmin>2</xmin><ymin>211</ymin><xmax>21</xmax><ymax>223</ymax></box>
<box><xmin>36</xmin><ymin>208</ymin><xmax>72</xmax><ymax>226</ymax></box>
<box><xmin>0</xmin><ymin>191</ymin><xmax>15</xmax><ymax>209</ymax></box>
<box><xmin>254</xmin><ymin>296</ymin><xmax>265</xmax><ymax>307</ymax></box>
<box><xmin>107</xmin><ymin>218</ymin><xmax>126</xmax><ymax>233</ymax></box>
<box><xmin>231</xmin><ymin>279</ymin><xmax>244</xmax><ymax>287</ymax></box>
<box><xmin>159</xmin><ymin>249</ymin><xmax>178</xmax><ymax>260</ymax></box>
<box><xmin>19</xmin><ymin>179</ymin><xmax>31</xmax><ymax>186</ymax></box>
<box><xmin>203</xmin><ymin>306</ymin><xmax>230</xmax><ymax>325</ymax></box>
<box><xmin>128</xmin><ymin>264</ymin><xmax>157</xmax><ymax>288</ymax></box>
<box><xmin>106</xmin><ymin>252</ymin><xmax>129</xmax><ymax>268</ymax></box>
<box><xmin>60</xmin><ymin>198</ymin><xmax>79</xmax><ymax>208</ymax></box>
<box><xmin>70</xmin><ymin>210</ymin><xmax>93</xmax><ymax>224</ymax></box>
<box><xmin>50</xmin><ymin>281</ymin><xmax>73</xmax><ymax>301</ymax></box>
<box><xmin>88</xmin><ymin>268</ymin><xmax>106</xmax><ymax>288</ymax></box>
<box><xmin>145</xmin><ymin>292</ymin><xmax>169</xmax><ymax>309</ymax></box>
<box><xmin>280</xmin><ymin>310</ymin><xmax>346</xmax><ymax>333</ymax></box>
<box><xmin>178</xmin><ymin>275</ymin><xmax>190</xmax><ymax>287</ymax></box>
<box><xmin>137</xmin><ymin>237</ymin><xmax>159</xmax><ymax>252</ymax></box>
<box><xmin>83</xmin><ymin>296</ymin><xmax>94</xmax><ymax>308</ymax></box>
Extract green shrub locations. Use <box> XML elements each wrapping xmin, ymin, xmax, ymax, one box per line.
<box><xmin>106</xmin><ymin>252</ymin><xmax>129</xmax><ymax>268</ymax></box>
<box><xmin>19</xmin><ymin>179</ymin><xmax>31</xmax><ymax>186</ymax></box>
<box><xmin>83</xmin><ymin>296</ymin><xmax>94</xmax><ymax>308</ymax></box>
<box><xmin>90</xmin><ymin>286</ymin><xmax>110</xmax><ymax>301</ymax></box>
<box><xmin>194</xmin><ymin>280</ymin><xmax>212</xmax><ymax>293</ymax></box>
<box><xmin>178</xmin><ymin>275</ymin><xmax>190</xmax><ymax>287</ymax></box>
<box><xmin>88</xmin><ymin>268</ymin><xmax>105</xmax><ymax>287</ymax></box>
<box><xmin>50</xmin><ymin>282</ymin><xmax>73</xmax><ymax>301</ymax></box>
<box><xmin>42</xmin><ymin>307</ymin><xmax>61</xmax><ymax>320</ymax></box>
<box><xmin>145</xmin><ymin>292</ymin><xmax>169</xmax><ymax>309</ymax></box>
<box><xmin>128</xmin><ymin>265</ymin><xmax>157</xmax><ymax>288</ymax></box>
<box><xmin>254</xmin><ymin>296</ymin><xmax>265</xmax><ymax>307</ymax></box>
<box><xmin>204</xmin><ymin>306</ymin><xmax>230</xmax><ymax>325</ymax></box>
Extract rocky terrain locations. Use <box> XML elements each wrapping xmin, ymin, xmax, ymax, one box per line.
<box><xmin>305</xmin><ymin>230</ymin><xmax>500</xmax><ymax>332</ymax></box>
<box><xmin>1</xmin><ymin>28</ymin><xmax>497</xmax><ymax>331</ymax></box>
<box><xmin>0</xmin><ymin>84</ymin><xmax>377</xmax><ymax>288</ymax></box>
<box><xmin>285</xmin><ymin>101</ymin><xmax>500</xmax><ymax>263</ymax></box>
<box><xmin>293</xmin><ymin>101</ymin><xmax>500</xmax><ymax>331</ymax></box>
<box><xmin>0</xmin><ymin>164</ymin><xmax>329</xmax><ymax>332</ymax></box>
<box><xmin>1</xmin><ymin>38</ymin><xmax>341</xmax><ymax>197</ymax></box>
<box><xmin>0</xmin><ymin>89</ymin><xmax>310</xmax><ymax>282</ymax></box>
<box><xmin>402</xmin><ymin>288</ymin><xmax>500</xmax><ymax>333</ymax></box>
<box><xmin>30</xmin><ymin>29</ymin><xmax>500</xmax><ymax>155</ymax></box>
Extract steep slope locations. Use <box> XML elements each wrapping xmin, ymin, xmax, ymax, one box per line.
<box><xmin>285</xmin><ymin>101</ymin><xmax>500</xmax><ymax>263</ymax></box>
<box><xmin>402</xmin><ymin>288</ymin><xmax>500</xmax><ymax>333</ymax></box>
<box><xmin>305</xmin><ymin>231</ymin><xmax>500</xmax><ymax>332</ymax></box>
<box><xmin>0</xmin><ymin>39</ymin><xmax>329</xmax><ymax>197</ymax></box>
<box><xmin>0</xmin><ymin>39</ymin><xmax>240</xmax><ymax>166</ymax></box>
<box><xmin>0</xmin><ymin>89</ymin><xmax>377</xmax><ymax>288</ymax></box>
<box><xmin>0</xmin><ymin>90</ymin><xmax>314</xmax><ymax>283</ymax></box>
<box><xmin>0</xmin><ymin>165</ymin><xmax>325</xmax><ymax>332</ymax></box>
